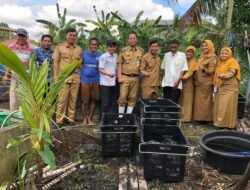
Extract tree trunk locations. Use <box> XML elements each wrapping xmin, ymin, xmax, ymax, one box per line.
<box><xmin>223</xmin><ymin>0</ymin><xmax>234</xmax><ymax>47</ymax></box>
<box><xmin>36</xmin><ymin>154</ymin><xmax>43</xmax><ymax>188</ymax></box>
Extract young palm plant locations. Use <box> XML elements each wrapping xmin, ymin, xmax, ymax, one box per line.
<box><xmin>0</xmin><ymin>43</ymin><xmax>81</xmax><ymax>187</ymax></box>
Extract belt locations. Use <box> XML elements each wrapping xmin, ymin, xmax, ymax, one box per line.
<box><xmin>122</xmin><ymin>73</ymin><xmax>139</xmax><ymax>77</ymax></box>
<box><xmin>85</xmin><ymin>64</ymin><xmax>98</xmax><ymax>68</ymax></box>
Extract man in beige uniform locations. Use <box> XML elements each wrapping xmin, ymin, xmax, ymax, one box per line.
<box><xmin>118</xmin><ymin>32</ymin><xmax>144</xmax><ymax>113</ymax></box>
<box><xmin>53</xmin><ymin>28</ymin><xmax>82</xmax><ymax>125</ymax></box>
<box><xmin>140</xmin><ymin>40</ymin><xmax>161</xmax><ymax>99</ymax></box>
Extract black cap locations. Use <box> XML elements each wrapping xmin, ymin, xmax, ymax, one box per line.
<box><xmin>16</xmin><ymin>28</ymin><xmax>28</xmax><ymax>37</ymax></box>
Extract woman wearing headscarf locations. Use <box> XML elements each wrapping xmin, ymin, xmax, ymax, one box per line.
<box><xmin>213</xmin><ymin>47</ymin><xmax>241</xmax><ymax>129</ymax></box>
<box><xmin>193</xmin><ymin>40</ymin><xmax>217</xmax><ymax>123</ymax></box>
<box><xmin>179</xmin><ymin>46</ymin><xmax>197</xmax><ymax>122</ymax></box>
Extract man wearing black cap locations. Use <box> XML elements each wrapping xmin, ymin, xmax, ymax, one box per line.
<box><xmin>2</xmin><ymin>28</ymin><xmax>32</xmax><ymax>111</ymax></box>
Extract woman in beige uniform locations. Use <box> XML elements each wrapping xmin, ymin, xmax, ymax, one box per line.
<box><xmin>213</xmin><ymin>47</ymin><xmax>241</xmax><ymax>129</ymax></box>
<box><xmin>193</xmin><ymin>40</ymin><xmax>217</xmax><ymax>123</ymax></box>
<box><xmin>179</xmin><ymin>46</ymin><xmax>197</xmax><ymax>122</ymax></box>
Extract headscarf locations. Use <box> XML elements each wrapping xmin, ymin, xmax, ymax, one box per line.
<box><xmin>185</xmin><ymin>46</ymin><xmax>197</xmax><ymax>73</ymax></box>
<box><xmin>196</xmin><ymin>40</ymin><xmax>217</xmax><ymax>72</ymax></box>
<box><xmin>200</xmin><ymin>40</ymin><xmax>216</xmax><ymax>59</ymax></box>
<box><xmin>214</xmin><ymin>47</ymin><xmax>241</xmax><ymax>87</ymax></box>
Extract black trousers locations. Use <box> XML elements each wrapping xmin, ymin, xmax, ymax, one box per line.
<box><xmin>163</xmin><ymin>86</ymin><xmax>181</xmax><ymax>104</ymax></box>
<box><xmin>100</xmin><ymin>85</ymin><xmax>116</xmax><ymax>114</ymax></box>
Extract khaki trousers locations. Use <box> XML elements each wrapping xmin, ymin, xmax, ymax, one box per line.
<box><xmin>56</xmin><ymin>82</ymin><xmax>80</xmax><ymax>123</ymax></box>
<box><xmin>142</xmin><ymin>86</ymin><xmax>159</xmax><ymax>99</ymax></box>
<box><xmin>118</xmin><ymin>76</ymin><xmax>139</xmax><ymax>107</ymax></box>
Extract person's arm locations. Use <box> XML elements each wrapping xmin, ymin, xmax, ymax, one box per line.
<box><xmin>99</xmin><ymin>55</ymin><xmax>115</xmax><ymax>78</ymax></box>
<box><xmin>2</xmin><ymin>69</ymin><xmax>9</xmax><ymax>86</ymax></box>
<box><xmin>173</xmin><ymin>71</ymin><xmax>184</xmax><ymax>89</ymax></box>
<box><xmin>182</xmin><ymin>71</ymin><xmax>192</xmax><ymax>80</ymax></box>
<box><xmin>201</xmin><ymin>57</ymin><xmax>216</xmax><ymax>75</ymax></box>
<box><xmin>140</xmin><ymin>56</ymin><xmax>149</xmax><ymax>77</ymax></box>
<box><xmin>52</xmin><ymin>46</ymin><xmax>60</xmax><ymax>82</ymax></box>
<box><xmin>174</xmin><ymin>55</ymin><xmax>187</xmax><ymax>88</ymax></box>
<box><xmin>99</xmin><ymin>68</ymin><xmax>115</xmax><ymax>78</ymax></box>
<box><xmin>218</xmin><ymin>69</ymin><xmax>236</xmax><ymax>80</ymax></box>
<box><xmin>117</xmin><ymin>51</ymin><xmax>124</xmax><ymax>83</ymax></box>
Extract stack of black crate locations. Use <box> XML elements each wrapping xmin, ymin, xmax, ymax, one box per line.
<box><xmin>139</xmin><ymin>98</ymin><xmax>188</xmax><ymax>182</ymax></box>
<box><xmin>100</xmin><ymin>113</ymin><xmax>138</xmax><ymax>158</ymax></box>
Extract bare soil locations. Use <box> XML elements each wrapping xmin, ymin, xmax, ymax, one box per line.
<box><xmin>49</xmin><ymin>121</ymin><xmax>250</xmax><ymax>190</ymax></box>
<box><xmin>1</xmin><ymin>100</ymin><xmax>250</xmax><ymax>190</ymax></box>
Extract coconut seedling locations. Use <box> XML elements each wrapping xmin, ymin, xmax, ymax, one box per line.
<box><xmin>0</xmin><ymin>43</ymin><xmax>81</xmax><ymax>188</ymax></box>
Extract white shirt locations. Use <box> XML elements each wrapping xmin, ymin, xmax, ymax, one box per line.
<box><xmin>99</xmin><ymin>52</ymin><xmax>117</xmax><ymax>86</ymax></box>
<box><xmin>161</xmin><ymin>51</ymin><xmax>188</xmax><ymax>89</ymax></box>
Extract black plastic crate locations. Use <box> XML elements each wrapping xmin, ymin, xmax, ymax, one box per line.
<box><xmin>100</xmin><ymin>113</ymin><xmax>138</xmax><ymax>157</ymax></box>
<box><xmin>141</xmin><ymin>118</ymin><xmax>180</xmax><ymax>126</ymax></box>
<box><xmin>139</xmin><ymin>127</ymin><xmax>188</xmax><ymax>182</ymax></box>
<box><xmin>140</xmin><ymin>99</ymin><xmax>183</xmax><ymax>119</ymax></box>
<box><xmin>142</xmin><ymin>125</ymin><xmax>185</xmax><ymax>143</ymax></box>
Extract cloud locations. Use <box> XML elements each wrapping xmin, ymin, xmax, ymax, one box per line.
<box><xmin>0</xmin><ymin>0</ymin><xmax>18</xmax><ymax>4</ymax></box>
<box><xmin>1</xmin><ymin>0</ymin><xmax>175</xmax><ymax>40</ymax></box>
<box><xmin>58</xmin><ymin>0</ymin><xmax>174</xmax><ymax>21</ymax></box>
<box><xmin>0</xmin><ymin>4</ymin><xmax>34</xmax><ymax>26</ymax></box>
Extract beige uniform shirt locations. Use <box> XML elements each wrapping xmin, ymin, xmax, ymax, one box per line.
<box><xmin>118</xmin><ymin>46</ymin><xmax>144</xmax><ymax>75</ymax></box>
<box><xmin>140</xmin><ymin>52</ymin><xmax>161</xmax><ymax>86</ymax></box>
<box><xmin>52</xmin><ymin>42</ymin><xmax>82</xmax><ymax>83</ymax></box>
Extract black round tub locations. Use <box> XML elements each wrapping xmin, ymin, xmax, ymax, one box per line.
<box><xmin>199</xmin><ymin>130</ymin><xmax>250</xmax><ymax>174</ymax></box>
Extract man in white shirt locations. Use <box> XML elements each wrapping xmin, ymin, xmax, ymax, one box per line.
<box><xmin>161</xmin><ymin>39</ymin><xmax>188</xmax><ymax>104</ymax></box>
<box><xmin>98</xmin><ymin>40</ymin><xmax>117</xmax><ymax>115</ymax></box>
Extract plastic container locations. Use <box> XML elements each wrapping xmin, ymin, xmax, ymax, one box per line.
<box><xmin>142</xmin><ymin>125</ymin><xmax>183</xmax><ymax>142</ymax></box>
<box><xmin>199</xmin><ymin>130</ymin><xmax>250</xmax><ymax>174</ymax></box>
<box><xmin>139</xmin><ymin>127</ymin><xmax>188</xmax><ymax>182</ymax></box>
<box><xmin>100</xmin><ymin>113</ymin><xmax>138</xmax><ymax>157</ymax></box>
<box><xmin>238</xmin><ymin>94</ymin><xmax>246</xmax><ymax>119</ymax></box>
<box><xmin>140</xmin><ymin>98</ymin><xmax>183</xmax><ymax>119</ymax></box>
<box><xmin>141</xmin><ymin>118</ymin><xmax>180</xmax><ymax>126</ymax></box>
<box><xmin>0</xmin><ymin>112</ymin><xmax>14</xmax><ymax>127</ymax></box>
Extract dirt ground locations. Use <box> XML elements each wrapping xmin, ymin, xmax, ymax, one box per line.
<box><xmin>48</xmin><ymin>114</ymin><xmax>250</xmax><ymax>190</ymax></box>
<box><xmin>1</xmin><ymin>101</ymin><xmax>250</xmax><ymax>190</ymax></box>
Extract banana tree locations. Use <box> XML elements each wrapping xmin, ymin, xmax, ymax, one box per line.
<box><xmin>85</xmin><ymin>5</ymin><xmax>119</xmax><ymax>50</ymax></box>
<box><xmin>111</xmin><ymin>11</ymin><xmax>168</xmax><ymax>51</ymax></box>
<box><xmin>36</xmin><ymin>3</ymin><xmax>87</xmax><ymax>45</ymax></box>
<box><xmin>0</xmin><ymin>43</ymin><xmax>81</xmax><ymax>186</ymax></box>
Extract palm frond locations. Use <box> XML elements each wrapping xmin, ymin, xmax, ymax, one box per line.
<box><xmin>179</xmin><ymin>0</ymin><xmax>222</xmax><ymax>29</ymax></box>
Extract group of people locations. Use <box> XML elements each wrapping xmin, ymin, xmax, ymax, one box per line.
<box><xmin>1</xmin><ymin>28</ymin><xmax>241</xmax><ymax>129</ymax></box>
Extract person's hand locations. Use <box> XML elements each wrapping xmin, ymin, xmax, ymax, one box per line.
<box><xmin>218</xmin><ymin>74</ymin><xmax>224</xmax><ymax>79</ymax></box>
<box><xmin>173</xmin><ymin>80</ymin><xmax>180</xmax><ymax>89</ymax></box>
<box><xmin>2</xmin><ymin>76</ymin><xmax>8</xmax><ymax>86</ymax></box>
<box><xmin>199</xmin><ymin>64</ymin><xmax>204</xmax><ymax>71</ymax></box>
<box><xmin>109</xmin><ymin>73</ymin><xmax>115</xmax><ymax>78</ymax></box>
<box><xmin>118</xmin><ymin>77</ymin><xmax>124</xmax><ymax>83</ymax></box>
<box><xmin>12</xmin><ymin>74</ymin><xmax>19</xmax><ymax>81</ymax></box>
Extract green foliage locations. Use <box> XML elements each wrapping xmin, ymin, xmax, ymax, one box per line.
<box><xmin>37</xmin><ymin>3</ymin><xmax>87</xmax><ymax>46</ymax></box>
<box><xmin>0</xmin><ymin>42</ymin><xmax>80</xmax><ymax>174</ymax></box>
<box><xmin>38</xmin><ymin>145</ymin><xmax>56</xmax><ymax>167</ymax></box>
